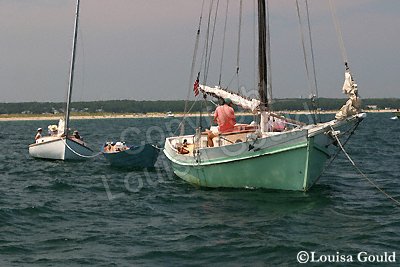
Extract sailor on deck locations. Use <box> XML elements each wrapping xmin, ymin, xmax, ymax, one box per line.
<box><xmin>35</xmin><ymin>128</ymin><xmax>42</xmax><ymax>141</ymax></box>
<box><xmin>207</xmin><ymin>98</ymin><xmax>236</xmax><ymax>147</ymax></box>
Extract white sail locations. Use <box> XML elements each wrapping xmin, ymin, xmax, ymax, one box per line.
<box><xmin>200</xmin><ymin>85</ymin><xmax>260</xmax><ymax>112</ymax></box>
<box><xmin>57</xmin><ymin>118</ymin><xmax>65</xmax><ymax>136</ymax></box>
<box><xmin>335</xmin><ymin>71</ymin><xmax>361</xmax><ymax>120</ymax></box>
<box><xmin>342</xmin><ymin>71</ymin><xmax>356</xmax><ymax>95</ymax></box>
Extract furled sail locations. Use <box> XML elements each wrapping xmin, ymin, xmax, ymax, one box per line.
<box><xmin>335</xmin><ymin>71</ymin><xmax>361</xmax><ymax>120</ymax></box>
<box><xmin>200</xmin><ymin>85</ymin><xmax>260</xmax><ymax>112</ymax></box>
<box><xmin>57</xmin><ymin>118</ymin><xmax>65</xmax><ymax>136</ymax></box>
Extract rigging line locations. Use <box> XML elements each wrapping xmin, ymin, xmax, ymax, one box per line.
<box><xmin>218</xmin><ymin>0</ymin><xmax>229</xmax><ymax>86</ymax></box>
<box><xmin>226</xmin><ymin>72</ymin><xmax>236</xmax><ymax>89</ymax></box>
<box><xmin>202</xmin><ymin>0</ymin><xmax>219</xmax><ymax>129</ymax></box>
<box><xmin>61</xmin><ymin>138</ymin><xmax>102</xmax><ymax>158</ymax></box>
<box><xmin>316</xmin><ymin>120</ymin><xmax>361</xmax><ymax>183</ymax></box>
<box><xmin>266</xmin><ymin>0</ymin><xmax>273</xmax><ymax>105</ymax></box>
<box><xmin>328</xmin><ymin>0</ymin><xmax>348</xmax><ymax>64</ymax></box>
<box><xmin>236</xmin><ymin>0</ymin><xmax>243</xmax><ymax>75</ymax></box>
<box><xmin>175</xmin><ymin>99</ymin><xmax>201</xmax><ymax>136</ymax></box>
<box><xmin>198</xmin><ymin>1</ymin><xmax>211</xmax><ymax>84</ymax></box>
<box><xmin>295</xmin><ymin>0</ymin><xmax>312</xmax><ymax>91</ymax></box>
<box><xmin>181</xmin><ymin>0</ymin><xmax>206</xmax><ymax>135</ymax></box>
<box><xmin>204</xmin><ymin>94</ymin><xmax>215</xmax><ymax>127</ymax></box>
<box><xmin>305</xmin><ymin>0</ymin><xmax>318</xmax><ymax>99</ymax></box>
<box><xmin>252</xmin><ymin>0</ymin><xmax>257</xmax><ymax>95</ymax></box>
<box><xmin>295</xmin><ymin>0</ymin><xmax>315</xmax><ymax>123</ymax></box>
<box><xmin>205</xmin><ymin>0</ymin><xmax>220</xmax><ymax>84</ymax></box>
<box><xmin>236</xmin><ymin>0</ymin><xmax>243</xmax><ymax>93</ymax></box>
<box><xmin>173</xmin><ymin>99</ymin><xmax>202</xmax><ymax>135</ymax></box>
<box><xmin>202</xmin><ymin>0</ymin><xmax>215</xmax><ymax>84</ymax></box>
<box><xmin>330</xmin><ymin>126</ymin><xmax>400</xmax><ymax>207</ymax></box>
<box><xmin>209</xmin><ymin>99</ymin><xmax>218</xmax><ymax>107</ymax></box>
<box><xmin>304</xmin><ymin>0</ymin><xmax>319</xmax><ymax>122</ymax></box>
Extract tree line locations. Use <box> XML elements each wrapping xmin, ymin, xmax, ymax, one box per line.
<box><xmin>0</xmin><ymin>98</ymin><xmax>399</xmax><ymax>115</ymax></box>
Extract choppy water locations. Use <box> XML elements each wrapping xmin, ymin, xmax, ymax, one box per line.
<box><xmin>1</xmin><ymin>113</ymin><xmax>399</xmax><ymax>266</ymax></box>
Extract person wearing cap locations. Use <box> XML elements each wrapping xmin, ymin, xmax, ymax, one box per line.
<box><xmin>207</xmin><ymin>97</ymin><xmax>236</xmax><ymax>147</ymax></box>
<box><xmin>35</xmin><ymin>128</ymin><xmax>43</xmax><ymax>141</ymax></box>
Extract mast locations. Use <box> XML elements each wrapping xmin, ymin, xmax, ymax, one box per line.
<box><xmin>64</xmin><ymin>0</ymin><xmax>80</xmax><ymax>136</ymax></box>
<box><xmin>257</xmin><ymin>0</ymin><xmax>268</xmax><ymax>110</ymax></box>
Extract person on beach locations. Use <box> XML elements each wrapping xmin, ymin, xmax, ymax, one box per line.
<box><xmin>207</xmin><ymin>98</ymin><xmax>236</xmax><ymax>147</ymax></box>
<box><xmin>35</xmin><ymin>128</ymin><xmax>42</xmax><ymax>141</ymax></box>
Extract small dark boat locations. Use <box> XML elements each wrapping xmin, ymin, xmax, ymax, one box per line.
<box><xmin>102</xmin><ymin>142</ymin><xmax>160</xmax><ymax>168</ymax></box>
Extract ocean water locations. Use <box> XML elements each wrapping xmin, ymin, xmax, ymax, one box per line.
<box><xmin>0</xmin><ymin>113</ymin><xmax>399</xmax><ymax>266</ymax></box>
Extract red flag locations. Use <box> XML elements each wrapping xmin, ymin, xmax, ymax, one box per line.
<box><xmin>193</xmin><ymin>78</ymin><xmax>200</xmax><ymax>97</ymax></box>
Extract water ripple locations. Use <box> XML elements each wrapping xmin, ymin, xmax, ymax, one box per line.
<box><xmin>0</xmin><ymin>114</ymin><xmax>399</xmax><ymax>265</ymax></box>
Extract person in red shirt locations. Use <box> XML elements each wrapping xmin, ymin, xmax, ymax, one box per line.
<box><xmin>207</xmin><ymin>98</ymin><xmax>236</xmax><ymax>147</ymax></box>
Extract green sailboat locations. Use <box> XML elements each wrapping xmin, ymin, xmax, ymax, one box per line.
<box><xmin>164</xmin><ymin>0</ymin><xmax>365</xmax><ymax>191</ymax></box>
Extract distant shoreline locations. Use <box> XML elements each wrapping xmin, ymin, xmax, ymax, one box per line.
<box><xmin>0</xmin><ymin>109</ymin><xmax>397</xmax><ymax>122</ymax></box>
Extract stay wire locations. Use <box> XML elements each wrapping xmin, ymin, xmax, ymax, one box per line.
<box><xmin>236</xmin><ymin>0</ymin><xmax>243</xmax><ymax>93</ymax></box>
<box><xmin>236</xmin><ymin>0</ymin><xmax>243</xmax><ymax>75</ymax></box>
<box><xmin>203</xmin><ymin>0</ymin><xmax>220</xmax><ymax>128</ymax></box>
<box><xmin>218</xmin><ymin>0</ymin><xmax>229</xmax><ymax>86</ymax></box>
<box><xmin>266</xmin><ymin>0</ymin><xmax>273</xmax><ymax>106</ymax></box>
<box><xmin>202</xmin><ymin>0</ymin><xmax>215</xmax><ymax>83</ymax></box>
<box><xmin>295</xmin><ymin>0</ymin><xmax>316</xmax><ymax>123</ymax></box>
<box><xmin>252</xmin><ymin>0</ymin><xmax>257</xmax><ymax>96</ymax></box>
<box><xmin>328</xmin><ymin>0</ymin><xmax>348</xmax><ymax>64</ymax></box>
<box><xmin>317</xmin><ymin>121</ymin><xmax>361</xmax><ymax>182</ymax></box>
<box><xmin>61</xmin><ymin>138</ymin><xmax>102</xmax><ymax>158</ymax></box>
<box><xmin>205</xmin><ymin>0</ymin><xmax>220</xmax><ymax>84</ymax></box>
<box><xmin>181</xmin><ymin>0</ymin><xmax>206</xmax><ymax>135</ymax></box>
<box><xmin>175</xmin><ymin>99</ymin><xmax>201</xmax><ymax>136</ymax></box>
<box><xmin>330</xmin><ymin>126</ymin><xmax>400</xmax><ymax>207</ymax></box>
<box><xmin>305</xmin><ymin>0</ymin><xmax>320</xmax><ymax>122</ymax></box>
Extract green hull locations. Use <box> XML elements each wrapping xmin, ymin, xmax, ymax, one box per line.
<box><xmin>166</xmin><ymin>135</ymin><xmax>329</xmax><ymax>191</ymax></box>
<box><xmin>164</xmin><ymin>114</ymin><xmax>365</xmax><ymax>191</ymax></box>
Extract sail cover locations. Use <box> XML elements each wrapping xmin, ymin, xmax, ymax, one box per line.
<box><xmin>200</xmin><ymin>85</ymin><xmax>260</xmax><ymax>112</ymax></box>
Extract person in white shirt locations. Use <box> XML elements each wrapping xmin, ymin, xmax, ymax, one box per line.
<box><xmin>35</xmin><ymin>128</ymin><xmax>42</xmax><ymax>141</ymax></box>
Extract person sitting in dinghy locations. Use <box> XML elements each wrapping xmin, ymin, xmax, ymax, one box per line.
<box><xmin>114</xmin><ymin>142</ymin><xmax>128</xmax><ymax>152</ymax></box>
<box><xmin>103</xmin><ymin>142</ymin><xmax>114</xmax><ymax>152</ymax></box>
<box><xmin>207</xmin><ymin>98</ymin><xmax>236</xmax><ymax>147</ymax></box>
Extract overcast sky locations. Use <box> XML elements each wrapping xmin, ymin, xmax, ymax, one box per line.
<box><xmin>1</xmin><ymin>0</ymin><xmax>399</xmax><ymax>103</ymax></box>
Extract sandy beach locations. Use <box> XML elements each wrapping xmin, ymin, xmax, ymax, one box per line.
<box><xmin>0</xmin><ymin>109</ymin><xmax>397</xmax><ymax>122</ymax></box>
<box><xmin>0</xmin><ymin>113</ymin><xmax>173</xmax><ymax>122</ymax></box>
